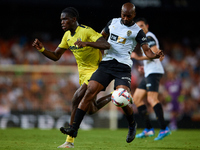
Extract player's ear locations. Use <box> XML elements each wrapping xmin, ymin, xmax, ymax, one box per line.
<box><xmin>132</xmin><ymin>12</ymin><xmax>136</xmax><ymax>18</ymax></box>
<box><xmin>72</xmin><ymin>17</ymin><xmax>77</xmax><ymax>22</ymax></box>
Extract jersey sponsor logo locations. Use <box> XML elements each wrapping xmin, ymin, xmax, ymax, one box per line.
<box><xmin>110</xmin><ymin>33</ymin><xmax>118</xmax><ymax>41</ymax></box>
<box><xmin>69</xmin><ymin>45</ymin><xmax>81</xmax><ymax>51</ymax></box>
<box><xmin>117</xmin><ymin>36</ymin><xmax>126</xmax><ymax>44</ymax></box>
<box><xmin>110</xmin><ymin>33</ymin><xmax>126</xmax><ymax>44</ymax></box>
<box><xmin>127</xmin><ymin>30</ymin><xmax>132</xmax><ymax>36</ymax></box>
<box><xmin>69</xmin><ymin>38</ymin><xmax>83</xmax><ymax>51</ymax></box>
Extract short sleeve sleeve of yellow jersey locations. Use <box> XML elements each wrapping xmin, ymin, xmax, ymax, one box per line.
<box><xmin>58</xmin><ymin>32</ymin><xmax>69</xmax><ymax>49</ymax></box>
<box><xmin>85</xmin><ymin>26</ymin><xmax>102</xmax><ymax>42</ymax></box>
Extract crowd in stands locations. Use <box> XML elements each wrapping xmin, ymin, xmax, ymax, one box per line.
<box><xmin>0</xmin><ymin>35</ymin><xmax>200</xmax><ymax>124</ymax></box>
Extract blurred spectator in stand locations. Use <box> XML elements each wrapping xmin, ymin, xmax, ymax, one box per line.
<box><xmin>163</xmin><ymin>67</ymin><xmax>183</xmax><ymax>130</ymax></box>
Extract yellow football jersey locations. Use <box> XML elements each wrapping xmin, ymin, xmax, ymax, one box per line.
<box><xmin>58</xmin><ymin>25</ymin><xmax>102</xmax><ymax>85</ymax></box>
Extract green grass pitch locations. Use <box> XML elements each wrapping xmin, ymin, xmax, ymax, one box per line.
<box><xmin>0</xmin><ymin>128</ymin><xmax>199</xmax><ymax>150</ymax></box>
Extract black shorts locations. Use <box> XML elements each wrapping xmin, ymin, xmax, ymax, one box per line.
<box><xmin>138</xmin><ymin>73</ymin><xmax>163</xmax><ymax>92</ymax></box>
<box><xmin>90</xmin><ymin>59</ymin><xmax>131</xmax><ymax>90</ymax></box>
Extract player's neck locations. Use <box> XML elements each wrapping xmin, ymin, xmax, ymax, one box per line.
<box><xmin>70</xmin><ymin>22</ymin><xmax>79</xmax><ymax>36</ymax></box>
<box><xmin>120</xmin><ymin>19</ymin><xmax>134</xmax><ymax>27</ymax></box>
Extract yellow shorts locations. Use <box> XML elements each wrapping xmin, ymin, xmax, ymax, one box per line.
<box><xmin>79</xmin><ymin>68</ymin><xmax>97</xmax><ymax>85</ymax></box>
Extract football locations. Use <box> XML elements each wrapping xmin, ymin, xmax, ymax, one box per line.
<box><xmin>111</xmin><ymin>88</ymin><xmax>132</xmax><ymax>107</ymax></box>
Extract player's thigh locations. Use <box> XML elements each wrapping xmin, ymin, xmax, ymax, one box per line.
<box><xmin>86</xmin><ymin>80</ymin><xmax>105</xmax><ymax>98</ymax></box>
<box><xmin>133</xmin><ymin>88</ymin><xmax>147</xmax><ymax>107</ymax></box>
<box><xmin>145</xmin><ymin>74</ymin><xmax>162</xmax><ymax>106</ymax></box>
<box><xmin>132</xmin><ymin>77</ymin><xmax>147</xmax><ymax>106</ymax></box>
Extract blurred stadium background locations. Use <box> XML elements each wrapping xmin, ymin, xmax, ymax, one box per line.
<box><xmin>0</xmin><ymin>0</ymin><xmax>200</xmax><ymax>130</ymax></box>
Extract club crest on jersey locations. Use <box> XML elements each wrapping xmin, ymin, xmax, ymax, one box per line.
<box><xmin>127</xmin><ymin>30</ymin><xmax>132</xmax><ymax>36</ymax></box>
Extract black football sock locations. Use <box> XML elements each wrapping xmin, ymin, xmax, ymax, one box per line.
<box><xmin>72</xmin><ymin>108</ymin><xmax>86</xmax><ymax>130</ymax></box>
<box><xmin>153</xmin><ymin>103</ymin><xmax>166</xmax><ymax>130</ymax></box>
<box><xmin>125</xmin><ymin>113</ymin><xmax>136</xmax><ymax>127</ymax></box>
<box><xmin>138</xmin><ymin>105</ymin><xmax>152</xmax><ymax>129</ymax></box>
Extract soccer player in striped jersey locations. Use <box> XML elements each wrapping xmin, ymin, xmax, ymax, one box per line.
<box><xmin>61</xmin><ymin>3</ymin><xmax>164</xmax><ymax>144</ymax></box>
<box><xmin>32</xmin><ymin>7</ymin><xmax>111</xmax><ymax>148</ymax></box>
<box><xmin>131</xmin><ymin>18</ymin><xmax>171</xmax><ymax>140</ymax></box>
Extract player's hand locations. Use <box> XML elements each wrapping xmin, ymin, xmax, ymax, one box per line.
<box><xmin>159</xmin><ymin>54</ymin><xmax>165</xmax><ymax>61</ymax></box>
<box><xmin>155</xmin><ymin>50</ymin><xmax>164</xmax><ymax>59</ymax></box>
<box><xmin>74</xmin><ymin>40</ymin><xmax>87</xmax><ymax>48</ymax></box>
<box><xmin>32</xmin><ymin>38</ymin><xmax>44</xmax><ymax>50</ymax></box>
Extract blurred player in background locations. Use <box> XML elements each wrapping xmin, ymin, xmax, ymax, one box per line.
<box><xmin>164</xmin><ymin>68</ymin><xmax>182</xmax><ymax>130</ymax></box>
<box><xmin>131</xmin><ymin>18</ymin><xmax>170</xmax><ymax>140</ymax></box>
<box><xmin>60</xmin><ymin>3</ymin><xmax>164</xmax><ymax>144</ymax></box>
<box><xmin>32</xmin><ymin>7</ymin><xmax>112</xmax><ymax>148</ymax></box>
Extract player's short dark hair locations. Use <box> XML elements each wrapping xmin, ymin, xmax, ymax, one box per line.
<box><xmin>62</xmin><ymin>7</ymin><xmax>79</xmax><ymax>20</ymax></box>
<box><xmin>135</xmin><ymin>17</ymin><xmax>148</xmax><ymax>25</ymax></box>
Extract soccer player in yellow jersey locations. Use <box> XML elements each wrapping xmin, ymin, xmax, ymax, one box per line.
<box><xmin>32</xmin><ymin>7</ymin><xmax>111</xmax><ymax>148</ymax></box>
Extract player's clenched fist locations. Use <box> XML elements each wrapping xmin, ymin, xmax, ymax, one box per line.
<box><xmin>32</xmin><ymin>38</ymin><xmax>44</xmax><ymax>50</ymax></box>
<box><xmin>155</xmin><ymin>50</ymin><xmax>164</xmax><ymax>59</ymax></box>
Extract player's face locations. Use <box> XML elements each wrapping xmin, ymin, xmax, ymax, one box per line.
<box><xmin>121</xmin><ymin>10</ymin><xmax>135</xmax><ymax>26</ymax></box>
<box><xmin>136</xmin><ymin>21</ymin><xmax>148</xmax><ymax>34</ymax></box>
<box><xmin>60</xmin><ymin>13</ymin><xmax>75</xmax><ymax>31</ymax></box>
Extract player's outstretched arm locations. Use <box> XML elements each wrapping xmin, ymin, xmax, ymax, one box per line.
<box><xmin>149</xmin><ymin>45</ymin><xmax>165</xmax><ymax>61</ymax></box>
<box><xmin>131</xmin><ymin>52</ymin><xmax>149</xmax><ymax>60</ymax></box>
<box><xmin>141</xmin><ymin>44</ymin><xmax>164</xmax><ymax>59</ymax></box>
<box><xmin>32</xmin><ymin>38</ymin><xmax>66</xmax><ymax>61</ymax></box>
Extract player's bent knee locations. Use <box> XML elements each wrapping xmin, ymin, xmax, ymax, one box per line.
<box><xmin>133</xmin><ymin>95</ymin><xmax>143</xmax><ymax>106</ymax></box>
<box><xmin>85</xmin><ymin>88</ymin><xmax>97</xmax><ymax>99</ymax></box>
